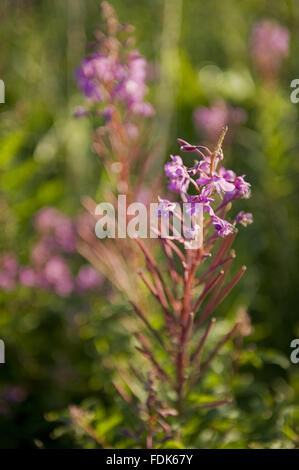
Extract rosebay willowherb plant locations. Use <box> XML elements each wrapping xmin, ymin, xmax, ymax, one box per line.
<box><xmin>73</xmin><ymin>3</ymin><xmax>254</xmax><ymax>449</ymax></box>
<box><xmin>75</xmin><ymin>2</ymin><xmax>161</xmax><ymax>297</ymax></box>
<box><xmin>112</xmin><ymin>126</ymin><xmax>252</xmax><ymax>447</ymax></box>
<box><xmin>73</xmin><ymin>127</ymin><xmax>253</xmax><ymax>448</ymax></box>
<box><xmin>75</xmin><ymin>1</ymin><xmax>156</xmax><ymax>199</ymax></box>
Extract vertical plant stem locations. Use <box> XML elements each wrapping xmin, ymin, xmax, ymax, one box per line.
<box><xmin>176</xmin><ymin>250</ymin><xmax>200</xmax><ymax>415</ymax></box>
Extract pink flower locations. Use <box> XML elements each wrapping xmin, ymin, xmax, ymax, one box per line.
<box><xmin>196</xmin><ymin>174</ymin><xmax>235</xmax><ymax>198</ymax></box>
<box><xmin>0</xmin><ymin>253</ymin><xmax>18</xmax><ymax>291</ymax></box>
<box><xmin>44</xmin><ymin>257</ymin><xmax>73</xmax><ymax>297</ymax></box>
<box><xmin>31</xmin><ymin>239</ymin><xmax>53</xmax><ymax>265</ymax></box>
<box><xmin>76</xmin><ymin>14</ymin><xmax>155</xmax><ymax>118</ymax></box>
<box><xmin>34</xmin><ymin>207</ymin><xmax>64</xmax><ymax>232</ymax></box>
<box><xmin>162</xmin><ymin>131</ymin><xmax>252</xmax><ymax>240</ymax></box>
<box><xmin>54</xmin><ymin>219</ymin><xmax>76</xmax><ymax>253</ymax></box>
<box><xmin>0</xmin><ymin>273</ymin><xmax>16</xmax><ymax>291</ymax></box>
<box><xmin>164</xmin><ymin>155</ymin><xmax>190</xmax><ymax>194</ymax></box>
<box><xmin>34</xmin><ymin>207</ymin><xmax>76</xmax><ymax>253</ymax></box>
<box><xmin>75</xmin><ymin>265</ymin><xmax>103</xmax><ymax>292</ymax></box>
<box><xmin>212</xmin><ymin>216</ymin><xmax>235</xmax><ymax>238</ymax></box>
<box><xmin>156</xmin><ymin>197</ymin><xmax>177</xmax><ymax>219</ymax></box>
<box><xmin>1</xmin><ymin>254</ymin><xmax>18</xmax><ymax>277</ymax></box>
<box><xmin>19</xmin><ymin>268</ymin><xmax>36</xmax><ymax>287</ymax></box>
<box><xmin>250</xmin><ymin>20</ymin><xmax>290</xmax><ymax>80</ymax></box>
<box><xmin>235</xmin><ymin>211</ymin><xmax>253</xmax><ymax>227</ymax></box>
<box><xmin>193</xmin><ymin>102</ymin><xmax>246</xmax><ymax>142</ymax></box>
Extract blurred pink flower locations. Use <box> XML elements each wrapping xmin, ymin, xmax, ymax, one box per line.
<box><xmin>31</xmin><ymin>239</ymin><xmax>51</xmax><ymax>266</ymax></box>
<box><xmin>34</xmin><ymin>207</ymin><xmax>63</xmax><ymax>232</ymax></box>
<box><xmin>193</xmin><ymin>102</ymin><xmax>247</xmax><ymax>143</ymax></box>
<box><xmin>0</xmin><ymin>273</ymin><xmax>16</xmax><ymax>291</ymax></box>
<box><xmin>0</xmin><ymin>253</ymin><xmax>18</xmax><ymax>291</ymax></box>
<box><xmin>76</xmin><ymin>49</ymin><xmax>155</xmax><ymax>117</ymax></box>
<box><xmin>34</xmin><ymin>207</ymin><xmax>76</xmax><ymax>253</ymax></box>
<box><xmin>75</xmin><ymin>265</ymin><xmax>103</xmax><ymax>292</ymax></box>
<box><xmin>19</xmin><ymin>267</ymin><xmax>36</xmax><ymax>287</ymax></box>
<box><xmin>1</xmin><ymin>253</ymin><xmax>18</xmax><ymax>277</ymax></box>
<box><xmin>250</xmin><ymin>19</ymin><xmax>290</xmax><ymax>80</ymax></box>
<box><xmin>0</xmin><ymin>207</ymin><xmax>104</xmax><ymax>299</ymax></box>
<box><xmin>44</xmin><ymin>256</ymin><xmax>73</xmax><ymax>297</ymax></box>
<box><xmin>54</xmin><ymin>219</ymin><xmax>76</xmax><ymax>253</ymax></box>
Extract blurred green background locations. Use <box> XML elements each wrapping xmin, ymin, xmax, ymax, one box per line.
<box><xmin>0</xmin><ymin>0</ymin><xmax>298</xmax><ymax>448</ymax></box>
